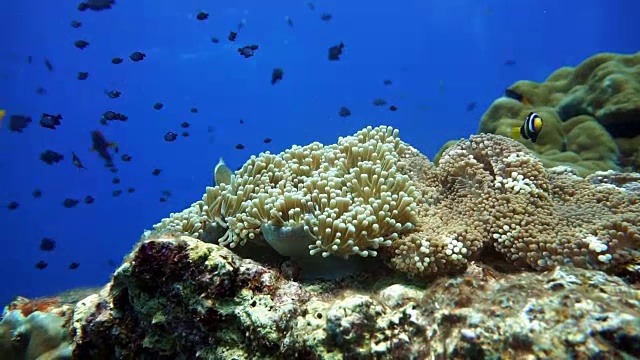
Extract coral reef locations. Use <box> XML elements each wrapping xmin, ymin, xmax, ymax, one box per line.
<box><xmin>153</xmin><ymin>125</ymin><xmax>419</xmax><ymax>259</ymax></box>
<box><xmin>69</xmin><ymin>236</ymin><xmax>640</xmax><ymax>359</ymax></box>
<box><xmin>152</xmin><ymin>126</ymin><xmax>640</xmax><ymax>278</ymax></box>
<box><xmin>390</xmin><ymin>133</ymin><xmax>640</xmax><ymax>276</ymax></box>
<box><xmin>436</xmin><ymin>51</ymin><xmax>640</xmax><ymax>176</ymax></box>
<box><xmin>0</xmin><ymin>297</ymin><xmax>73</xmax><ymax>360</ymax></box>
<box><xmin>4</xmin><ymin>125</ymin><xmax>640</xmax><ymax>359</ymax></box>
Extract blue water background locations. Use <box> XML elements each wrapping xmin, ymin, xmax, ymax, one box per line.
<box><xmin>0</xmin><ymin>0</ymin><xmax>637</xmax><ymax>303</ymax></box>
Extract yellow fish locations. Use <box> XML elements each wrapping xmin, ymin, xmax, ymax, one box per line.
<box><xmin>0</xmin><ymin>109</ymin><xmax>5</xmax><ymax>128</ymax></box>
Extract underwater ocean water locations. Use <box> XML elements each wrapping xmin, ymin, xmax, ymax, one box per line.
<box><xmin>0</xmin><ymin>0</ymin><xmax>637</xmax><ymax>305</ymax></box>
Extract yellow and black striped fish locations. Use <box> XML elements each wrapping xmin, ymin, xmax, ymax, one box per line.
<box><xmin>511</xmin><ymin>112</ymin><xmax>543</xmax><ymax>143</ymax></box>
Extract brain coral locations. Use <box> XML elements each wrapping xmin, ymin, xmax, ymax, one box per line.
<box><xmin>153</xmin><ymin>125</ymin><xmax>420</xmax><ymax>259</ymax></box>
<box><xmin>390</xmin><ymin>133</ymin><xmax>640</xmax><ymax>276</ymax></box>
<box><xmin>437</xmin><ymin>51</ymin><xmax>640</xmax><ymax>177</ymax></box>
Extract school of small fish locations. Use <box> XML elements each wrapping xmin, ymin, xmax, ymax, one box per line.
<box><xmin>1</xmin><ymin>2</ymin><xmax>533</xmax><ymax>272</ymax></box>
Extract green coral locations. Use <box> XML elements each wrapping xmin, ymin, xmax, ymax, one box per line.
<box><xmin>0</xmin><ymin>310</ymin><xmax>71</xmax><ymax>360</ymax></box>
<box><xmin>435</xmin><ymin>51</ymin><xmax>640</xmax><ymax>176</ymax></box>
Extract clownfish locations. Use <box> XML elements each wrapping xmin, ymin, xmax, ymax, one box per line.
<box><xmin>512</xmin><ymin>112</ymin><xmax>543</xmax><ymax>143</ymax></box>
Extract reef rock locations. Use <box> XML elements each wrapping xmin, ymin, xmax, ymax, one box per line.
<box><xmin>69</xmin><ymin>236</ymin><xmax>640</xmax><ymax>359</ymax></box>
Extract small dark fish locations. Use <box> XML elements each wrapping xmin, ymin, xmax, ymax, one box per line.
<box><xmin>106</xmin><ymin>259</ymin><xmax>118</xmax><ymax>268</ymax></box>
<box><xmin>153</xmin><ymin>102</ymin><xmax>163</xmax><ymax>110</ymax></box>
<box><xmin>159</xmin><ymin>197</ymin><xmax>167</xmax><ymax>203</ymax></box>
<box><xmin>69</xmin><ymin>262</ymin><xmax>80</xmax><ymax>270</ymax></box>
<box><xmin>44</xmin><ymin>58</ymin><xmax>53</xmax><ymax>71</ymax></box>
<box><xmin>72</xmin><ymin>152</ymin><xmax>87</xmax><ymax>169</ymax></box>
<box><xmin>383</xmin><ymin>79</ymin><xmax>393</xmax><ymax>86</ymax></box>
<box><xmin>372</xmin><ymin>98</ymin><xmax>387</xmax><ymax>106</ymax></box>
<box><xmin>39</xmin><ymin>237</ymin><xmax>56</xmax><ymax>252</ymax></box>
<box><xmin>112</xmin><ymin>189</ymin><xmax>122</xmax><ymax>197</ymax></box>
<box><xmin>321</xmin><ymin>13</ymin><xmax>333</xmax><ymax>22</ymax></box>
<box><xmin>40</xmin><ymin>150</ymin><xmax>64</xmax><ymax>165</ymax></box>
<box><xmin>237</xmin><ymin>19</ymin><xmax>246</xmax><ymax>30</ymax></box>
<box><xmin>263</xmin><ymin>137</ymin><xmax>272</xmax><ymax>143</ymax></box>
<box><xmin>190</xmin><ymin>107</ymin><xmax>198</xmax><ymax>113</ymax></box>
<box><xmin>74</xmin><ymin>40</ymin><xmax>89</xmax><ymax>49</ymax></box>
<box><xmin>8</xmin><ymin>115</ymin><xmax>32</xmax><ymax>132</ymax></box>
<box><xmin>307</xmin><ymin>2</ymin><xmax>315</xmax><ymax>10</ymax></box>
<box><xmin>238</xmin><ymin>45</ymin><xmax>259</xmax><ymax>58</ymax></box>
<box><xmin>466</xmin><ymin>101</ymin><xmax>477</xmax><ymax>112</ymax></box>
<box><xmin>32</xmin><ymin>189</ymin><xmax>43</xmax><ymax>198</ymax></box>
<box><xmin>127</xmin><ymin>187</ymin><xmax>135</xmax><ymax>193</ymax></box>
<box><xmin>196</xmin><ymin>11</ymin><xmax>208</xmax><ymax>20</ymax></box>
<box><xmin>235</xmin><ymin>144</ymin><xmax>245</xmax><ymax>150</ymax></box>
<box><xmin>7</xmin><ymin>201</ymin><xmax>19</xmax><ymax>210</ymax></box>
<box><xmin>211</xmin><ymin>37</ymin><xmax>219</xmax><ymax>43</ymax></box>
<box><xmin>121</xmin><ymin>154</ymin><xmax>132</xmax><ymax>162</ymax></box>
<box><xmin>207</xmin><ymin>126</ymin><xmax>214</xmax><ymax>133</ymax></box>
<box><xmin>102</xmin><ymin>111</ymin><xmax>117</xmax><ymax>121</ymax></box>
<box><xmin>36</xmin><ymin>87</ymin><xmax>47</xmax><ymax>95</ymax></box>
<box><xmin>181</xmin><ymin>132</ymin><xmax>190</xmax><ymax>137</ymax></box>
<box><xmin>63</xmin><ymin>198</ymin><xmax>80</xmax><ymax>208</ymax></box>
<box><xmin>111</xmin><ymin>57</ymin><xmax>123</xmax><ymax>64</ymax></box>
<box><xmin>79</xmin><ymin>0</ymin><xmax>115</xmax><ymax>11</ymax></box>
<box><xmin>152</xmin><ymin>168</ymin><xmax>162</xmax><ymax>176</ymax></box>
<box><xmin>389</xmin><ymin>105</ymin><xmax>398</xmax><ymax>112</ymax></box>
<box><xmin>71</xmin><ymin>20</ymin><xmax>82</xmax><ymax>28</ymax></box>
<box><xmin>77</xmin><ymin>72</ymin><xmax>89</xmax><ymax>80</ymax></box>
<box><xmin>129</xmin><ymin>51</ymin><xmax>146</xmax><ymax>62</ymax></box>
<box><xmin>161</xmin><ymin>190</ymin><xmax>173</xmax><ymax>197</ymax></box>
<box><xmin>504</xmin><ymin>59</ymin><xmax>516</xmax><ymax>66</ymax></box>
<box><xmin>228</xmin><ymin>31</ymin><xmax>238</xmax><ymax>41</ymax></box>
<box><xmin>271</xmin><ymin>68</ymin><xmax>284</xmax><ymax>85</ymax></box>
<box><xmin>109</xmin><ymin>167</ymin><xmax>118</xmax><ymax>173</ymax></box>
<box><xmin>112</xmin><ymin>177</ymin><xmax>120</xmax><ymax>184</ymax></box>
<box><xmin>505</xmin><ymin>88</ymin><xmax>532</xmax><ymax>106</ymax></box>
<box><xmin>239</xmin><ymin>119</ymin><xmax>244</xmax><ymax>124</ymax></box>
<box><xmin>181</xmin><ymin>122</ymin><xmax>190</xmax><ymax>128</ymax></box>
<box><xmin>39</xmin><ymin>113</ymin><xmax>62</xmax><ymax>129</ymax></box>
<box><xmin>338</xmin><ymin>106</ymin><xmax>351</xmax><ymax>118</ymax></box>
<box><xmin>27</xmin><ymin>55</ymin><xmax>32</xmax><ymax>64</ymax></box>
<box><xmin>105</xmin><ymin>90</ymin><xmax>121</xmax><ymax>98</ymax></box>
<box><xmin>84</xmin><ymin>195</ymin><xmax>95</xmax><ymax>204</ymax></box>
<box><xmin>164</xmin><ymin>132</ymin><xmax>178</xmax><ymax>142</ymax></box>
<box><xmin>35</xmin><ymin>260</ymin><xmax>48</xmax><ymax>270</ymax></box>
<box><xmin>90</xmin><ymin>130</ymin><xmax>117</xmax><ymax>166</ymax></box>
<box><xmin>328</xmin><ymin>42</ymin><xmax>344</xmax><ymax>61</ymax></box>
<box><xmin>285</xmin><ymin>16</ymin><xmax>294</xmax><ymax>28</ymax></box>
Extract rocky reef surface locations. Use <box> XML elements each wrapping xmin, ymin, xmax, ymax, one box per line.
<box><xmin>2</xmin><ymin>125</ymin><xmax>640</xmax><ymax>359</ymax></box>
